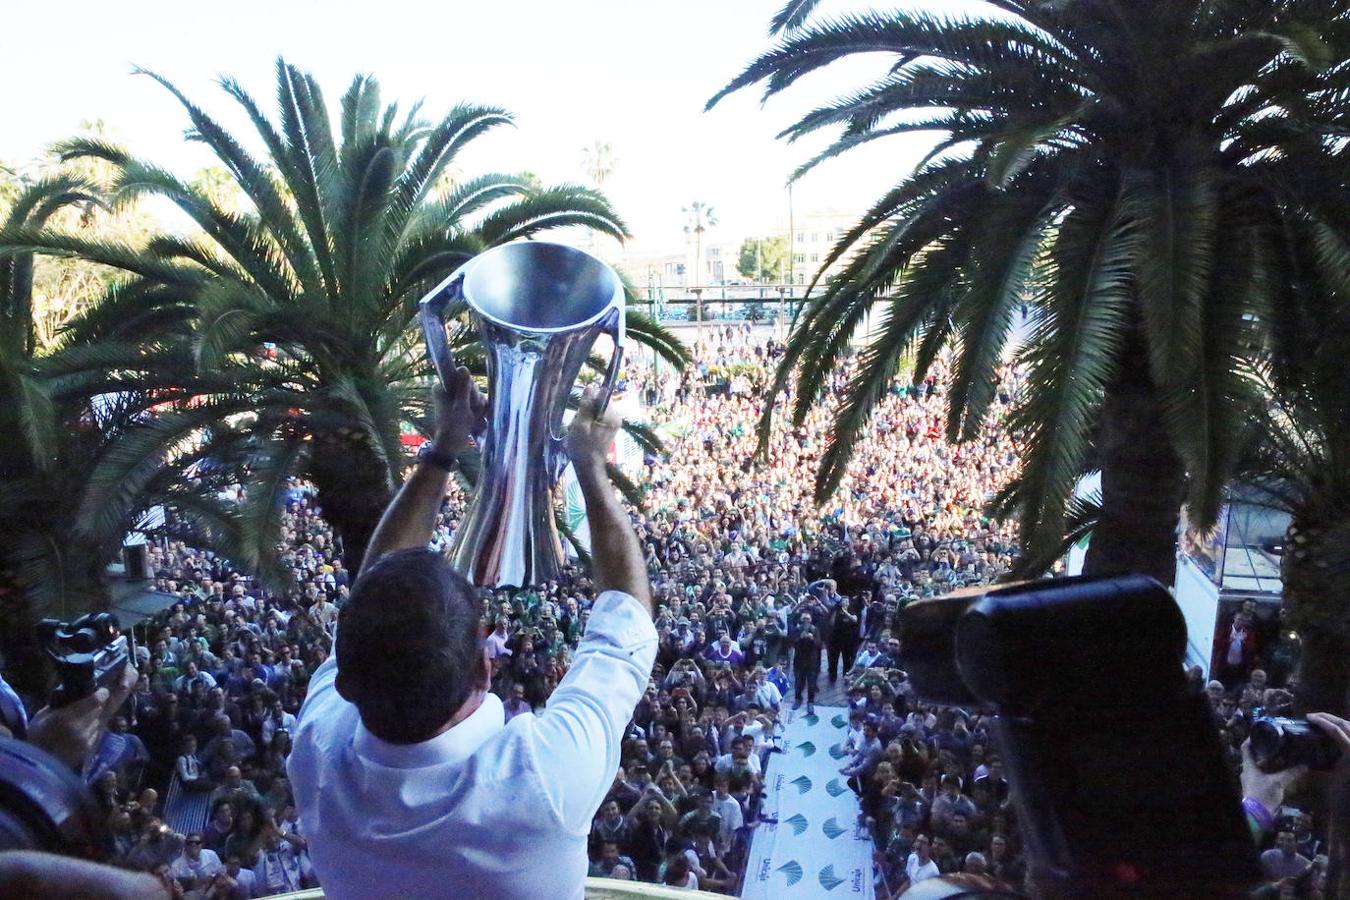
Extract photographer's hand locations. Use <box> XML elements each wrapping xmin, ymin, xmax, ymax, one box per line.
<box><xmin>1240</xmin><ymin>738</ymin><xmax>1306</xmax><ymax>818</ymax></box>
<box><xmin>1307</xmin><ymin>712</ymin><xmax>1350</xmax><ymax>754</ymax></box>
<box><xmin>27</xmin><ymin>662</ymin><xmax>137</xmax><ymax>771</ymax></box>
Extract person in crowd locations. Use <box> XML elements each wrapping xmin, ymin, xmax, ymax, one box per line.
<box><xmin>170</xmin><ymin>832</ymin><xmax>223</xmax><ymax>897</ymax></box>
<box><xmin>1260</xmin><ymin>829</ymin><xmax>1313</xmax><ymax>883</ymax></box>
<box><xmin>589</xmin><ymin>841</ymin><xmax>637</xmax><ymax>879</ymax></box>
<box><xmin>790</xmin><ymin>613</ymin><xmax>822</xmax><ymax>714</ymax></box>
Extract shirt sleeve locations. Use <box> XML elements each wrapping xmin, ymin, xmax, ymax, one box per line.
<box><xmin>527</xmin><ymin>589</ymin><xmax>657</xmax><ymax>833</ymax></box>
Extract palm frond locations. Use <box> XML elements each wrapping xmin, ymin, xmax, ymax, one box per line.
<box><xmin>707</xmin><ymin>11</ymin><xmax>1083</xmax><ymax>111</ymax></box>
<box><xmin>135</xmin><ymin>67</ymin><xmax>325</xmax><ymax>299</ymax></box>
<box><xmin>472</xmin><ymin>186</ymin><xmax>630</xmax><ymax>246</ymax></box>
<box><xmin>625</xmin><ymin>308</ymin><xmax>690</xmax><ymax>368</ymax></box>
<box><xmin>770</xmin><ymin>0</ymin><xmax>823</xmax><ymax>36</ymax></box>
<box><xmin>1007</xmin><ymin>190</ymin><xmax>1138</xmax><ymax>562</ymax></box>
<box><xmin>605</xmin><ymin>461</ymin><xmax>645</xmax><ymax>510</ymax></box>
<box><xmin>237</xmin><ymin>437</ymin><xmax>308</xmax><ymax>582</ymax></box>
<box><xmin>812</xmin><ymin>232</ymin><xmax>974</xmax><ymax>502</ymax></box>
<box><xmin>1008</xmin><ymin>487</ymin><xmax>1102</xmax><ymax>578</ymax></box>
<box><xmin>946</xmin><ymin>181</ymin><xmax>1058</xmax><ymax>442</ymax></box>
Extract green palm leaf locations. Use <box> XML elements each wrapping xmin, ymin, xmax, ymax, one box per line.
<box><xmin>1010</xmin><ymin>191</ymin><xmax>1137</xmax><ymax>559</ymax></box>
<box><xmin>770</xmin><ymin>0</ymin><xmax>822</xmax><ymax>36</ymax></box>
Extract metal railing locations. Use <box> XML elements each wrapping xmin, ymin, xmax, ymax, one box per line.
<box><xmin>266</xmin><ymin>878</ymin><xmax>726</xmax><ymax>899</ymax></box>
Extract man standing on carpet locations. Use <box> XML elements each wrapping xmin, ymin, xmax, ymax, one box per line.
<box><xmin>791</xmin><ymin>612</ymin><xmax>823</xmax><ymax>714</ymax></box>
<box><xmin>288</xmin><ymin>373</ymin><xmax>656</xmax><ymax>900</ymax></box>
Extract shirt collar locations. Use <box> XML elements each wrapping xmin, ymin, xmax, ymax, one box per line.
<box><xmin>352</xmin><ymin>691</ymin><xmax>505</xmax><ymax>769</ymax></box>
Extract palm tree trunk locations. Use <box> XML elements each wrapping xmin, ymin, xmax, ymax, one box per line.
<box><xmin>1082</xmin><ymin>329</ymin><xmax>1185</xmax><ymax>586</ymax></box>
<box><xmin>1282</xmin><ymin>510</ymin><xmax>1350</xmax><ymax>900</ymax></box>
<box><xmin>307</xmin><ymin>436</ymin><xmax>398</xmax><ymax>574</ymax></box>
<box><xmin>1284</xmin><ymin>510</ymin><xmax>1350</xmax><ymax>714</ymax></box>
<box><xmin>695</xmin><ymin>229</ymin><xmax>704</xmax><ymax>339</ymax></box>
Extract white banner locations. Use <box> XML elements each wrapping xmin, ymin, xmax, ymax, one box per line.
<box><xmin>741</xmin><ymin>706</ymin><xmax>874</xmax><ymax>899</ymax></box>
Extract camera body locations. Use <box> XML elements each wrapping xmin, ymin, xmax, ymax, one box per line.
<box><xmin>0</xmin><ymin>737</ymin><xmax>109</xmax><ymax>858</ymax></box>
<box><xmin>1250</xmin><ymin>716</ymin><xmax>1343</xmax><ymax>773</ymax></box>
<box><xmin>900</xmin><ymin>575</ymin><xmax>1261</xmax><ymax>897</ymax></box>
<box><xmin>36</xmin><ymin>613</ymin><xmax>130</xmax><ymax>708</ymax></box>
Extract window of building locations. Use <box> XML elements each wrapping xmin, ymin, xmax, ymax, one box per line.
<box><xmin>810</xmin><ymin>253</ymin><xmax>819</xmax><ymax>262</ymax></box>
<box><xmin>794</xmin><ymin>253</ymin><xmax>805</xmax><ymax>264</ymax></box>
<box><xmin>810</xmin><ymin>233</ymin><xmax>818</xmax><ymax>243</ymax></box>
<box><xmin>796</xmin><ymin>232</ymin><xmax>804</xmax><ymax>242</ymax></box>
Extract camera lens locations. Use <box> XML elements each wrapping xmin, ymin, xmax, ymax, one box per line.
<box><xmin>1251</xmin><ymin>717</ymin><xmax>1344</xmax><ymax>772</ymax></box>
<box><xmin>1248</xmin><ymin>718</ymin><xmax>1286</xmax><ymax>770</ymax></box>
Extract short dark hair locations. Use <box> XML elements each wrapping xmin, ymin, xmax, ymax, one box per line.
<box><xmin>337</xmin><ymin>549</ymin><xmax>481</xmax><ymax>744</ymax></box>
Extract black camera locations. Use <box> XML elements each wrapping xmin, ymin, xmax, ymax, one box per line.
<box><xmin>900</xmin><ymin>575</ymin><xmax>1260</xmax><ymax>897</ymax></box>
<box><xmin>1250</xmin><ymin>717</ymin><xmax>1343</xmax><ymax>773</ymax></box>
<box><xmin>36</xmin><ymin>613</ymin><xmax>130</xmax><ymax>708</ymax></box>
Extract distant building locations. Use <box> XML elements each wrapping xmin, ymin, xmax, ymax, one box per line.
<box><xmin>613</xmin><ymin>248</ymin><xmax>688</xmax><ymax>287</ymax></box>
<box><xmin>612</xmin><ymin>209</ymin><xmax>861</xmax><ymax>290</ymax></box>
<box><xmin>773</xmin><ymin>209</ymin><xmax>858</xmax><ymax>286</ymax></box>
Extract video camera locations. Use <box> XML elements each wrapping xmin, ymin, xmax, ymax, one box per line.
<box><xmin>36</xmin><ymin>613</ymin><xmax>130</xmax><ymax>708</ymax></box>
<box><xmin>0</xmin><ymin>616</ymin><xmax>129</xmax><ymax>858</ymax></box>
<box><xmin>1250</xmin><ymin>716</ymin><xmax>1343</xmax><ymax>773</ymax></box>
<box><xmin>900</xmin><ymin>575</ymin><xmax>1261</xmax><ymax>897</ymax></box>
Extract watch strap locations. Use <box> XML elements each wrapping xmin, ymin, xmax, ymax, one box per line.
<box><xmin>417</xmin><ymin>443</ymin><xmax>457</xmax><ymax>472</ymax></box>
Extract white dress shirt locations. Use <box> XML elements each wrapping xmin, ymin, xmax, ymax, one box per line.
<box><xmin>288</xmin><ymin>589</ymin><xmax>656</xmax><ymax>900</ymax></box>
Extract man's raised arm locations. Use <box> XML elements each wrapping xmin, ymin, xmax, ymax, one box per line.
<box><xmin>528</xmin><ymin>387</ymin><xmax>657</xmax><ymax>834</ymax></box>
<box><xmin>565</xmin><ymin>388</ymin><xmax>652</xmax><ymax>613</ymax></box>
<box><xmin>362</xmin><ymin>366</ymin><xmax>486</xmax><ymax>566</ymax></box>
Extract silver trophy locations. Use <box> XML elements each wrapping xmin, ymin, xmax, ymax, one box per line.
<box><xmin>419</xmin><ymin>241</ymin><xmax>625</xmax><ymax>588</ymax></box>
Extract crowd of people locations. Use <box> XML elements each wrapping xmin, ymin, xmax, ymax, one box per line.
<box><xmin>10</xmin><ymin>324</ymin><xmax>1324</xmax><ymax>898</ymax></box>
<box><xmin>67</xmin><ymin>326</ymin><xmax>1027</xmax><ymax>896</ymax></box>
<box><xmin>86</xmin><ymin>483</ymin><xmax>339</xmax><ymax>897</ymax></box>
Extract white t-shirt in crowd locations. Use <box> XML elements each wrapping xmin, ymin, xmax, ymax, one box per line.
<box><xmin>714</xmin><ymin>751</ymin><xmax>762</xmax><ymax>777</ymax></box>
<box><xmin>907</xmin><ymin>852</ymin><xmax>940</xmax><ymax>883</ymax></box>
<box><xmin>751</xmin><ymin>681</ymin><xmax>782</xmax><ymax>710</ymax></box>
<box><xmin>288</xmin><ymin>590</ymin><xmax>657</xmax><ymax>900</ymax></box>
<box><xmin>170</xmin><ymin>848</ymin><xmax>222</xmax><ymax>884</ymax></box>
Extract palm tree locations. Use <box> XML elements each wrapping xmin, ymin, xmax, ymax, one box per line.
<box><xmin>683</xmin><ymin>201</ymin><xmax>717</xmax><ymax>332</ymax></box>
<box><xmin>1241</xmin><ymin>280</ymin><xmax>1350</xmax><ymax>717</ymax></box>
<box><xmin>709</xmin><ymin>0</ymin><xmax>1350</xmax><ymax>585</ymax></box>
<box><xmin>0</xmin><ymin>176</ymin><xmax>243</xmax><ymax>693</ymax></box>
<box><xmin>581</xmin><ymin>141</ymin><xmax>618</xmax><ymax>189</ymax></box>
<box><xmin>3</xmin><ymin>60</ymin><xmax>685</xmax><ymax>575</ymax></box>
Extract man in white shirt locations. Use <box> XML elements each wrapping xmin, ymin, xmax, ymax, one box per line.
<box><xmin>710</xmin><ymin>775</ymin><xmax>744</xmax><ymax>854</ymax></box>
<box><xmin>309</xmin><ymin>594</ymin><xmax>339</xmax><ymax>633</ymax></box>
<box><xmin>484</xmin><ymin>618</ymin><xmax>513</xmax><ymax>661</ymax></box>
<box><xmin>288</xmin><ymin>376</ymin><xmax>656</xmax><ymax>900</ymax></box>
<box><xmin>259</xmin><ymin>698</ymin><xmax>297</xmax><ymax>747</ymax></box>
<box><xmin>749</xmin><ymin>669</ymin><xmax>782</xmax><ymax>711</ymax></box>
<box><xmin>169</xmin><ymin>832</ymin><xmax>222</xmax><ymax>897</ymax></box>
<box><xmin>251</xmin><ymin>824</ymin><xmax>306</xmax><ymax>896</ymax></box>
<box><xmin>905</xmin><ymin>835</ymin><xmax>941</xmax><ymax>885</ymax></box>
<box><xmin>714</xmin><ymin>734</ymin><xmax>762</xmax><ymax>780</ymax></box>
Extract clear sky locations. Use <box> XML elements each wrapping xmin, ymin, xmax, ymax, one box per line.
<box><xmin>0</xmin><ymin>0</ymin><xmax>977</xmax><ymax>252</ymax></box>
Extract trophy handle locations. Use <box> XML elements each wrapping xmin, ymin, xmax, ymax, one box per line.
<box><xmin>595</xmin><ymin>305</ymin><xmax>625</xmax><ymax>415</ymax></box>
<box><xmin>549</xmin><ymin>305</ymin><xmax>625</xmax><ymax>482</ymax></box>
<box><xmin>419</xmin><ymin>274</ymin><xmax>463</xmax><ymax>390</ymax></box>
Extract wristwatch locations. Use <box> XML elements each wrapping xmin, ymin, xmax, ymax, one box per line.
<box><xmin>417</xmin><ymin>443</ymin><xmax>457</xmax><ymax>472</ymax></box>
